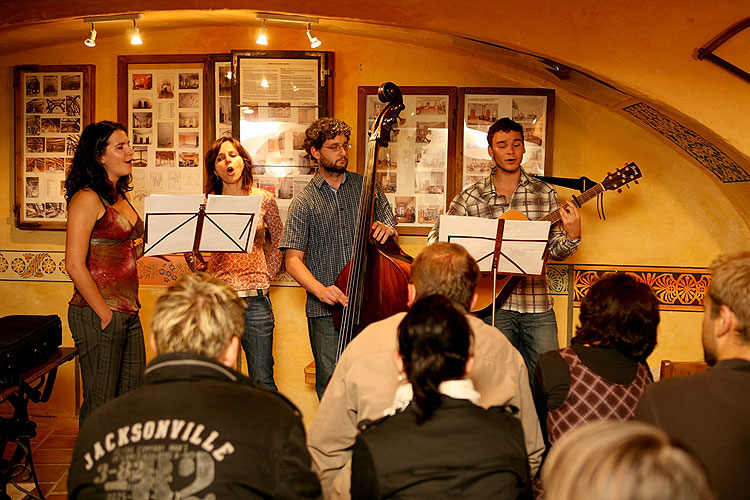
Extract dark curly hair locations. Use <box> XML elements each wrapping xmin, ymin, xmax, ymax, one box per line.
<box><xmin>573</xmin><ymin>273</ymin><xmax>659</xmax><ymax>360</ymax></box>
<box><xmin>64</xmin><ymin>121</ymin><xmax>132</xmax><ymax>204</ymax></box>
<box><xmin>204</xmin><ymin>137</ymin><xmax>254</xmax><ymax>194</ymax></box>
<box><xmin>302</xmin><ymin>117</ymin><xmax>351</xmax><ymax>155</ymax></box>
<box><xmin>398</xmin><ymin>295</ymin><xmax>473</xmax><ymax>424</ymax></box>
<box><xmin>487</xmin><ymin>117</ymin><xmax>525</xmax><ymax>146</ymax></box>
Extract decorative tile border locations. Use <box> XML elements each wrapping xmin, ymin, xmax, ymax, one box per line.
<box><xmin>547</xmin><ymin>263</ymin><xmax>569</xmax><ymax>295</ymax></box>
<box><xmin>0</xmin><ymin>250</ymin><xmax>709</xmax><ymax>311</ymax></box>
<box><xmin>623</xmin><ymin>102</ymin><xmax>750</xmax><ymax>183</ymax></box>
<box><xmin>0</xmin><ymin>250</ymin><xmax>299</xmax><ymax>287</ymax></box>
<box><xmin>572</xmin><ymin>265</ymin><xmax>710</xmax><ymax>312</ymax></box>
<box><xmin>0</xmin><ymin>250</ymin><xmax>68</xmax><ymax>282</ymax></box>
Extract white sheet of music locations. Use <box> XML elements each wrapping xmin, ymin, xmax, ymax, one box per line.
<box><xmin>438</xmin><ymin>215</ymin><xmax>550</xmax><ymax>275</ymax></box>
<box><xmin>200</xmin><ymin>194</ymin><xmax>262</xmax><ymax>252</ymax></box>
<box><xmin>144</xmin><ymin>194</ymin><xmax>205</xmax><ymax>256</ymax></box>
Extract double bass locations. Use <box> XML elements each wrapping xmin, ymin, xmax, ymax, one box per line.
<box><xmin>332</xmin><ymin>82</ymin><xmax>412</xmax><ymax>360</ymax></box>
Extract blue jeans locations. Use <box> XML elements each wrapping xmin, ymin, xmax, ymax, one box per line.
<box><xmin>307</xmin><ymin>316</ymin><xmax>339</xmax><ymax>400</ymax></box>
<box><xmin>242</xmin><ymin>295</ymin><xmax>277</xmax><ymax>391</ymax></box>
<box><xmin>481</xmin><ymin>308</ymin><xmax>559</xmax><ymax>381</ymax></box>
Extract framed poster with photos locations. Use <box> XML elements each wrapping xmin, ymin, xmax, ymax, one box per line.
<box><xmin>118</xmin><ymin>55</ymin><xmax>216</xmax><ymax>217</ymax></box>
<box><xmin>357</xmin><ymin>86</ymin><xmax>457</xmax><ymax>236</ymax></box>
<box><xmin>14</xmin><ymin>64</ymin><xmax>95</xmax><ymax>230</ymax></box>
<box><xmin>231</xmin><ymin>50</ymin><xmax>332</xmax><ymax>224</ymax></box>
<box><xmin>458</xmin><ymin>88</ymin><xmax>555</xmax><ymax>190</ymax></box>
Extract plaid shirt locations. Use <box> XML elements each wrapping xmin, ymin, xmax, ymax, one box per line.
<box><xmin>280</xmin><ymin>172</ymin><xmax>397</xmax><ymax>317</ymax></box>
<box><xmin>546</xmin><ymin>347</ymin><xmax>651</xmax><ymax>444</ymax></box>
<box><xmin>428</xmin><ymin>168</ymin><xmax>580</xmax><ymax>313</ymax></box>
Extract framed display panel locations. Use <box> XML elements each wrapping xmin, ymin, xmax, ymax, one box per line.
<box><xmin>117</xmin><ymin>55</ymin><xmax>218</xmax><ymax>216</ymax></box>
<box><xmin>213</xmin><ymin>57</ymin><xmax>232</xmax><ymax>141</ymax></box>
<box><xmin>458</xmin><ymin>88</ymin><xmax>555</xmax><ymax>191</ymax></box>
<box><xmin>14</xmin><ymin>64</ymin><xmax>95</xmax><ymax>230</ymax></box>
<box><xmin>357</xmin><ymin>86</ymin><xmax>457</xmax><ymax>236</ymax></box>
<box><xmin>231</xmin><ymin>50</ymin><xmax>332</xmax><ymax>223</ymax></box>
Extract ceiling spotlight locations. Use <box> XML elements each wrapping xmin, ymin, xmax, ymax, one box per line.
<box><xmin>256</xmin><ymin>19</ymin><xmax>268</xmax><ymax>45</ymax></box>
<box><xmin>84</xmin><ymin>23</ymin><xmax>97</xmax><ymax>47</ymax></box>
<box><xmin>307</xmin><ymin>23</ymin><xmax>321</xmax><ymax>48</ymax></box>
<box><xmin>130</xmin><ymin>20</ymin><xmax>143</xmax><ymax>45</ymax></box>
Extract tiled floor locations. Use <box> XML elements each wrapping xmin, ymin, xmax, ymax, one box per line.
<box><xmin>1</xmin><ymin>409</ymin><xmax>77</xmax><ymax>500</ymax></box>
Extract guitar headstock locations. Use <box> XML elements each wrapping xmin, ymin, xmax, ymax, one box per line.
<box><xmin>369</xmin><ymin>82</ymin><xmax>404</xmax><ymax>148</ymax></box>
<box><xmin>602</xmin><ymin>162</ymin><xmax>642</xmax><ymax>192</ymax></box>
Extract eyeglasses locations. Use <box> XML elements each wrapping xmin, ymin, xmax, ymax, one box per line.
<box><xmin>321</xmin><ymin>142</ymin><xmax>351</xmax><ymax>153</ymax></box>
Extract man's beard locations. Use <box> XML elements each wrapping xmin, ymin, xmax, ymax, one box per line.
<box><xmin>319</xmin><ymin>155</ymin><xmax>348</xmax><ymax>174</ymax></box>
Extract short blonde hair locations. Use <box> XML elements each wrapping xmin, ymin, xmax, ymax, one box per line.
<box><xmin>542</xmin><ymin>421</ymin><xmax>715</xmax><ymax>500</ymax></box>
<box><xmin>151</xmin><ymin>272</ymin><xmax>245</xmax><ymax>359</ymax></box>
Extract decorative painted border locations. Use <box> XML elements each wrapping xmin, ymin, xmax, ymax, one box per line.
<box><xmin>0</xmin><ymin>251</ymin><xmax>710</xmax><ymax>311</ymax></box>
<box><xmin>623</xmin><ymin>102</ymin><xmax>750</xmax><ymax>183</ymax></box>
<box><xmin>0</xmin><ymin>250</ymin><xmax>67</xmax><ymax>281</ymax></box>
<box><xmin>572</xmin><ymin>265</ymin><xmax>710</xmax><ymax>312</ymax></box>
<box><xmin>0</xmin><ymin>250</ymin><xmax>299</xmax><ymax>287</ymax></box>
<box><xmin>547</xmin><ymin>263</ymin><xmax>569</xmax><ymax>295</ymax></box>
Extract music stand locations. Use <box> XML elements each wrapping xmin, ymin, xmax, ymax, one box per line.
<box><xmin>438</xmin><ymin>214</ymin><xmax>550</xmax><ymax>327</ymax></box>
<box><xmin>144</xmin><ymin>194</ymin><xmax>261</xmax><ymax>266</ymax></box>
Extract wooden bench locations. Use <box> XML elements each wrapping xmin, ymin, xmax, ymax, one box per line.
<box><xmin>659</xmin><ymin>360</ymin><xmax>710</xmax><ymax>379</ymax></box>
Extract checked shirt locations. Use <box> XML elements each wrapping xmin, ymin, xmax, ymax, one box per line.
<box><xmin>280</xmin><ymin>171</ymin><xmax>397</xmax><ymax>318</ymax></box>
<box><xmin>546</xmin><ymin>347</ymin><xmax>651</xmax><ymax>444</ymax></box>
<box><xmin>427</xmin><ymin>168</ymin><xmax>580</xmax><ymax>313</ymax></box>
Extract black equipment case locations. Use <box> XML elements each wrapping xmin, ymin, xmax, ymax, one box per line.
<box><xmin>0</xmin><ymin>315</ymin><xmax>62</xmax><ymax>385</ymax></box>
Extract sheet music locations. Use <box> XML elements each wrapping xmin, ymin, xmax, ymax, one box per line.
<box><xmin>144</xmin><ymin>194</ymin><xmax>205</xmax><ymax>256</ymax></box>
<box><xmin>438</xmin><ymin>215</ymin><xmax>550</xmax><ymax>275</ymax></box>
<box><xmin>200</xmin><ymin>194</ymin><xmax>262</xmax><ymax>252</ymax></box>
<box><xmin>143</xmin><ymin>194</ymin><xmax>261</xmax><ymax>256</ymax></box>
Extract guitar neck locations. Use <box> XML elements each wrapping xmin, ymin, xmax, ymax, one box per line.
<box><xmin>540</xmin><ymin>183</ymin><xmax>604</xmax><ymax>224</ymax></box>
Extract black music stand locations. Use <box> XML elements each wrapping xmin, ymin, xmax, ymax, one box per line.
<box><xmin>144</xmin><ymin>194</ymin><xmax>260</xmax><ymax>262</ymax></box>
<box><xmin>439</xmin><ymin>215</ymin><xmax>550</xmax><ymax>326</ymax></box>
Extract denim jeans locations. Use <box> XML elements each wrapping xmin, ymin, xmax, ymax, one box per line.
<box><xmin>242</xmin><ymin>295</ymin><xmax>277</xmax><ymax>391</ymax></box>
<box><xmin>307</xmin><ymin>316</ymin><xmax>339</xmax><ymax>400</ymax></box>
<box><xmin>68</xmin><ymin>305</ymin><xmax>146</xmax><ymax>423</ymax></box>
<box><xmin>481</xmin><ymin>308</ymin><xmax>559</xmax><ymax>381</ymax></box>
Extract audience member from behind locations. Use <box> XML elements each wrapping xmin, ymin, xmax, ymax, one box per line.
<box><xmin>636</xmin><ymin>251</ymin><xmax>750</xmax><ymax>500</ymax></box>
<box><xmin>308</xmin><ymin>242</ymin><xmax>543</xmax><ymax>499</ymax></box>
<box><xmin>541</xmin><ymin>420</ymin><xmax>715</xmax><ymax>500</ymax></box>
<box><xmin>533</xmin><ymin>273</ymin><xmax>658</xmax><ymax>448</ymax></box>
<box><xmin>65</xmin><ymin>121</ymin><xmax>145</xmax><ymax>423</ymax></box>
<box><xmin>351</xmin><ymin>295</ymin><xmax>530</xmax><ymax>500</ymax></box>
<box><xmin>68</xmin><ymin>272</ymin><xmax>322</xmax><ymax>500</ymax></box>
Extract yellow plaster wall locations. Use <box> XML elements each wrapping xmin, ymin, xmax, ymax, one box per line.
<box><xmin>1</xmin><ymin>26</ymin><xmax>742</xmax><ymax>421</ymax></box>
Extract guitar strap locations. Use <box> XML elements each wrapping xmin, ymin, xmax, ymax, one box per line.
<box><xmin>536</xmin><ymin>174</ymin><xmax>607</xmax><ymax>221</ymax></box>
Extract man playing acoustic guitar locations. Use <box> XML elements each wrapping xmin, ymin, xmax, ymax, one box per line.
<box><xmin>427</xmin><ymin>117</ymin><xmax>581</xmax><ymax>379</ymax></box>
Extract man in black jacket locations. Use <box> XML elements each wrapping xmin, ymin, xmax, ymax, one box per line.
<box><xmin>68</xmin><ymin>272</ymin><xmax>322</xmax><ymax>500</ymax></box>
<box><xmin>635</xmin><ymin>251</ymin><xmax>750</xmax><ymax>500</ymax></box>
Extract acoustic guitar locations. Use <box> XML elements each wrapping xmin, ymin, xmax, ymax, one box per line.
<box><xmin>472</xmin><ymin>162</ymin><xmax>642</xmax><ymax>313</ymax></box>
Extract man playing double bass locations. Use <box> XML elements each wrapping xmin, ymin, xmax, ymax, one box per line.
<box><xmin>281</xmin><ymin>117</ymin><xmax>397</xmax><ymax>400</ymax></box>
<box><xmin>428</xmin><ymin>117</ymin><xmax>581</xmax><ymax>380</ymax></box>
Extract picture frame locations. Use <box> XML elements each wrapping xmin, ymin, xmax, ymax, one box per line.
<box><xmin>457</xmin><ymin>88</ymin><xmax>555</xmax><ymax>190</ymax></box>
<box><xmin>117</xmin><ymin>54</ymin><xmax>216</xmax><ymax>216</ymax></box>
<box><xmin>231</xmin><ymin>50</ymin><xmax>332</xmax><ymax>224</ymax></box>
<box><xmin>357</xmin><ymin>86</ymin><xmax>457</xmax><ymax>236</ymax></box>
<box><xmin>212</xmin><ymin>57</ymin><xmax>232</xmax><ymax>141</ymax></box>
<box><xmin>14</xmin><ymin>64</ymin><xmax>95</xmax><ymax>230</ymax></box>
